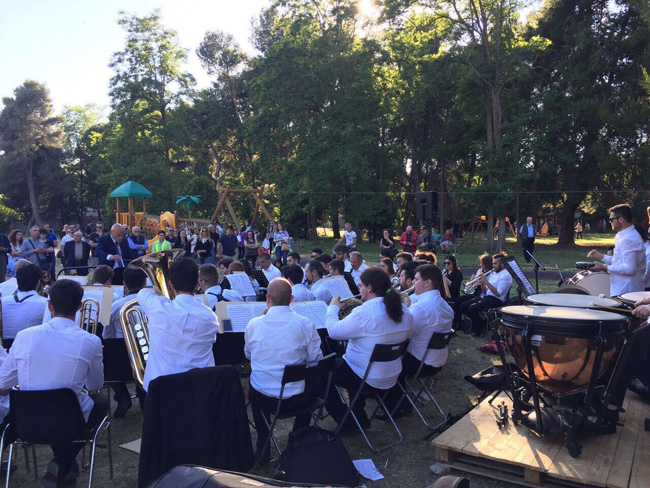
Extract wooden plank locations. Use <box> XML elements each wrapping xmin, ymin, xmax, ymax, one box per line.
<box><xmin>628</xmin><ymin>397</ymin><xmax>650</xmax><ymax>488</ymax></box>
<box><xmin>224</xmin><ymin>197</ymin><xmax>240</xmax><ymax>231</ymax></box>
<box><xmin>524</xmin><ymin>467</ymin><xmax>543</xmax><ymax>485</ymax></box>
<box><xmin>254</xmin><ymin>193</ymin><xmax>274</xmax><ymax>222</ymax></box>
<box><xmin>210</xmin><ymin>187</ymin><xmax>228</xmax><ymax>223</ymax></box>
<box><xmin>606</xmin><ymin>393</ymin><xmax>644</xmax><ymax>488</ymax></box>
<box><xmin>434</xmin><ymin>397</ymin><xmax>496</xmax><ymax>452</ymax></box>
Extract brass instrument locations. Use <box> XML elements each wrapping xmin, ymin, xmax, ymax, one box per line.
<box><xmin>78</xmin><ymin>298</ymin><xmax>100</xmax><ymax>335</ymax></box>
<box><xmin>400</xmin><ymin>285</ymin><xmax>415</xmax><ymax>307</ymax></box>
<box><xmin>338</xmin><ymin>298</ymin><xmax>363</xmax><ymax>319</ymax></box>
<box><xmin>463</xmin><ymin>269</ymin><xmax>493</xmax><ymax>294</ymax></box>
<box><xmin>119</xmin><ymin>249</ymin><xmax>184</xmax><ymax>387</ymax></box>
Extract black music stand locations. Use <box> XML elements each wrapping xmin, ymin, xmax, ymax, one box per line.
<box><xmin>503</xmin><ymin>256</ymin><xmax>536</xmax><ymax>302</ymax></box>
<box><xmin>524</xmin><ymin>249</ymin><xmax>546</xmax><ymax>293</ymax></box>
<box><xmin>252</xmin><ymin>270</ymin><xmax>269</xmax><ymax>289</ymax></box>
<box><xmin>343</xmin><ymin>272</ymin><xmax>360</xmax><ymax>296</ymax></box>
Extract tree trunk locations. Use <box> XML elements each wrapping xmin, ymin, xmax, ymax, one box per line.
<box><xmin>24</xmin><ymin>162</ymin><xmax>43</xmax><ymax>226</ymax></box>
<box><xmin>497</xmin><ymin>216</ymin><xmax>506</xmax><ymax>251</ymax></box>
<box><xmin>309</xmin><ymin>195</ymin><xmax>319</xmax><ymax>244</ymax></box>
<box><xmin>331</xmin><ymin>204</ymin><xmax>340</xmax><ymax>240</ymax></box>
<box><xmin>558</xmin><ymin>204</ymin><xmax>577</xmax><ymax>245</ymax></box>
<box><xmin>486</xmin><ymin>207</ymin><xmax>495</xmax><ymax>253</ymax></box>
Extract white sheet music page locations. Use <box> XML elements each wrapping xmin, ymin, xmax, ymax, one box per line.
<box><xmin>290</xmin><ymin>301</ymin><xmax>328</xmax><ymax>329</ymax></box>
<box><xmin>225</xmin><ymin>273</ymin><xmax>256</xmax><ymax>297</ymax></box>
<box><xmin>320</xmin><ymin>276</ymin><xmax>353</xmax><ymax>299</ymax></box>
<box><xmin>507</xmin><ymin>258</ymin><xmax>536</xmax><ymax>296</ymax></box>
<box><xmin>225</xmin><ymin>305</ymin><xmax>257</xmax><ymax>332</ymax></box>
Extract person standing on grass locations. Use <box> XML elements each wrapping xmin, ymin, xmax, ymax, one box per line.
<box><xmin>519</xmin><ymin>217</ymin><xmax>536</xmax><ymax>263</ymax></box>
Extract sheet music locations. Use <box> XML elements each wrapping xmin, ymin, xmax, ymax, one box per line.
<box><xmin>58</xmin><ymin>275</ymin><xmax>88</xmax><ymax>285</ymax></box>
<box><xmin>225</xmin><ymin>273</ymin><xmax>256</xmax><ymax>297</ymax></box>
<box><xmin>225</xmin><ymin>303</ymin><xmax>268</xmax><ymax>332</ymax></box>
<box><xmin>505</xmin><ymin>257</ymin><xmax>536</xmax><ymax>296</ymax></box>
<box><xmin>290</xmin><ymin>301</ymin><xmax>328</xmax><ymax>329</ymax></box>
<box><xmin>320</xmin><ymin>276</ymin><xmax>353</xmax><ymax>299</ymax></box>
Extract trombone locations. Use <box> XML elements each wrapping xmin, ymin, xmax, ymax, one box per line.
<box><xmin>78</xmin><ymin>298</ymin><xmax>100</xmax><ymax>335</ymax></box>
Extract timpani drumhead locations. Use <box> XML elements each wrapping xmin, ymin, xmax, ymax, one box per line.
<box><xmin>526</xmin><ymin>293</ymin><xmax>618</xmax><ymax>309</ymax></box>
<box><xmin>619</xmin><ymin>291</ymin><xmax>650</xmax><ymax>303</ymax></box>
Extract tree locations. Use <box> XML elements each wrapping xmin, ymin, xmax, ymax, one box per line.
<box><xmin>0</xmin><ymin>81</ymin><xmax>67</xmax><ymax>225</ymax></box>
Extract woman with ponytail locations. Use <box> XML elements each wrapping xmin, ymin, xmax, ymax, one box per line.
<box><xmin>325</xmin><ymin>267</ymin><xmax>413</xmax><ymax>433</ymax></box>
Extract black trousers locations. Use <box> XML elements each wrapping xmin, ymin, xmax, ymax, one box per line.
<box><xmin>249</xmin><ymin>385</ymin><xmax>313</xmax><ymax>451</ymax></box>
<box><xmin>52</xmin><ymin>392</ymin><xmax>109</xmax><ymax>482</ymax></box>
<box><xmin>384</xmin><ymin>352</ymin><xmax>442</xmax><ymax>412</ymax></box>
<box><xmin>111</xmin><ymin>382</ymin><xmax>146</xmax><ymax>405</ymax></box>
<box><xmin>325</xmin><ymin>358</ymin><xmax>377</xmax><ymax>430</ymax></box>
<box><xmin>610</xmin><ymin>325</ymin><xmax>650</xmax><ymax>408</ymax></box>
<box><xmin>522</xmin><ymin>238</ymin><xmax>535</xmax><ymax>262</ymax></box>
<box><xmin>463</xmin><ymin>296</ymin><xmax>504</xmax><ymax>335</ymax></box>
<box><xmin>455</xmin><ymin>295</ymin><xmax>480</xmax><ymax>325</ymax></box>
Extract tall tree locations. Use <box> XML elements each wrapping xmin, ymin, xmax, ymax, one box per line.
<box><xmin>0</xmin><ymin>81</ymin><xmax>66</xmax><ymax>225</ymax></box>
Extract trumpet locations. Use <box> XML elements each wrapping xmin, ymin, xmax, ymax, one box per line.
<box><xmin>78</xmin><ymin>298</ymin><xmax>100</xmax><ymax>335</ymax></box>
<box><xmin>463</xmin><ymin>270</ymin><xmax>493</xmax><ymax>294</ymax></box>
<box><xmin>400</xmin><ymin>285</ymin><xmax>415</xmax><ymax>307</ymax></box>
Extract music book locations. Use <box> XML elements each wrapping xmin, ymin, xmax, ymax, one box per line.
<box><xmin>319</xmin><ymin>276</ymin><xmax>353</xmax><ymax>300</ymax></box>
<box><xmin>223</xmin><ymin>273</ymin><xmax>256</xmax><ymax>297</ymax></box>
<box><xmin>504</xmin><ymin>256</ymin><xmax>536</xmax><ymax>296</ymax></box>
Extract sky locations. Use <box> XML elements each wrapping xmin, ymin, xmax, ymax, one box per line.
<box><xmin>0</xmin><ymin>0</ymin><xmax>272</xmax><ymax>113</ymax></box>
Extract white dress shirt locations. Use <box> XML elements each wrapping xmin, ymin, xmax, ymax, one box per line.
<box><xmin>261</xmin><ymin>265</ymin><xmax>282</xmax><ymax>283</ymax></box>
<box><xmin>0</xmin><ymin>278</ymin><xmax>17</xmax><ymax>298</ymax></box>
<box><xmin>291</xmin><ymin>284</ymin><xmax>315</xmax><ymax>302</ymax></box>
<box><xmin>245</xmin><ymin>305</ymin><xmax>322</xmax><ymax>398</ymax></box>
<box><xmin>203</xmin><ymin>284</ymin><xmax>244</xmax><ymax>308</ymax></box>
<box><xmin>326</xmin><ymin>297</ymin><xmax>412</xmax><ymax>389</ymax></box>
<box><xmin>104</xmin><ymin>292</ymin><xmax>140</xmax><ymax>339</ymax></box>
<box><xmin>344</xmin><ymin>260</ymin><xmax>352</xmax><ymax>273</ymax></box>
<box><xmin>602</xmin><ymin>225</ymin><xmax>645</xmax><ymax>296</ymax></box>
<box><xmin>310</xmin><ymin>279</ymin><xmax>332</xmax><ymax>305</ymax></box>
<box><xmin>350</xmin><ymin>262</ymin><xmax>369</xmax><ymax>286</ymax></box>
<box><xmin>137</xmin><ymin>289</ymin><xmax>219</xmax><ymax>391</ymax></box>
<box><xmin>407</xmin><ymin>290</ymin><xmax>453</xmax><ymax>367</ymax></box>
<box><xmin>1</xmin><ymin>291</ymin><xmax>48</xmax><ymax>339</ymax></box>
<box><xmin>0</xmin><ymin>318</ymin><xmax>103</xmax><ymax>421</ymax></box>
<box><xmin>644</xmin><ymin>241</ymin><xmax>650</xmax><ymax>289</ymax></box>
<box><xmin>0</xmin><ymin>348</ymin><xmax>8</xmax><ymax>423</ymax></box>
<box><xmin>485</xmin><ymin>269</ymin><xmax>512</xmax><ymax>302</ymax></box>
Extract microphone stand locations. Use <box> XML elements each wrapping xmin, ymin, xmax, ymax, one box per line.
<box><xmin>524</xmin><ymin>249</ymin><xmax>546</xmax><ymax>293</ymax></box>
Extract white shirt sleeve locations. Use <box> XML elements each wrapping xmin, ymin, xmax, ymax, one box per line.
<box><xmin>85</xmin><ymin>338</ymin><xmax>105</xmax><ymax>391</ymax></box>
<box><xmin>607</xmin><ymin>247</ymin><xmax>641</xmax><ymax>276</ymax></box>
<box><xmin>326</xmin><ymin>304</ymin><xmax>365</xmax><ymax>340</ymax></box>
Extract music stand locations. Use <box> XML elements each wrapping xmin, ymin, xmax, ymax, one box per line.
<box><xmin>503</xmin><ymin>256</ymin><xmax>536</xmax><ymax>301</ymax></box>
<box><xmin>343</xmin><ymin>272</ymin><xmax>360</xmax><ymax>295</ymax></box>
<box><xmin>524</xmin><ymin>249</ymin><xmax>547</xmax><ymax>292</ymax></box>
<box><xmin>252</xmin><ymin>270</ymin><xmax>269</xmax><ymax>289</ymax></box>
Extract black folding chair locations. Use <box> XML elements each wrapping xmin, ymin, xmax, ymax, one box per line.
<box><xmin>394</xmin><ymin>332</ymin><xmax>452</xmax><ymax>432</ymax></box>
<box><xmin>259</xmin><ymin>353</ymin><xmax>337</xmax><ymax>457</ymax></box>
<box><xmin>1</xmin><ymin>389</ymin><xmax>112</xmax><ymax>487</ymax></box>
<box><xmin>334</xmin><ymin>340</ymin><xmax>409</xmax><ymax>453</ymax></box>
<box><xmin>102</xmin><ymin>338</ymin><xmax>138</xmax><ymax>416</ymax></box>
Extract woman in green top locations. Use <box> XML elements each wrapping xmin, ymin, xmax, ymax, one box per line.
<box><xmin>151</xmin><ymin>230</ymin><xmax>172</xmax><ymax>253</ymax></box>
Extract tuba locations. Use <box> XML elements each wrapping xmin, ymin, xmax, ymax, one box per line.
<box><xmin>119</xmin><ymin>249</ymin><xmax>184</xmax><ymax>387</ymax></box>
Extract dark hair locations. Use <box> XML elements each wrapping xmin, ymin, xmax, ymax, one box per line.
<box><xmin>329</xmin><ymin>259</ymin><xmax>345</xmax><ymax>275</ymax></box>
<box><xmin>333</xmin><ymin>244</ymin><xmax>349</xmax><ymax>255</ymax></box>
<box><xmin>360</xmin><ymin>268</ymin><xmax>404</xmax><ymax>323</ymax></box>
<box><xmin>39</xmin><ymin>228</ymin><xmax>48</xmax><ymax>236</ymax></box>
<box><xmin>311</xmin><ymin>248</ymin><xmax>323</xmax><ymax>255</ymax></box>
<box><xmin>395</xmin><ymin>252</ymin><xmax>413</xmax><ymax>262</ymax></box>
<box><xmin>199</xmin><ymin>263</ymin><xmax>219</xmax><ymax>285</ymax></box>
<box><xmin>308</xmin><ymin>260</ymin><xmax>324</xmax><ymax>278</ymax></box>
<box><xmin>414</xmin><ymin>252</ymin><xmax>437</xmax><ymax>264</ymax></box>
<box><xmin>123</xmin><ymin>266</ymin><xmax>147</xmax><ymax>292</ymax></box>
<box><xmin>258</xmin><ymin>253</ymin><xmax>270</xmax><ymax>261</ymax></box>
<box><xmin>400</xmin><ymin>261</ymin><xmax>420</xmax><ymax>282</ymax></box>
<box><xmin>9</xmin><ymin>229</ymin><xmax>23</xmax><ymax>246</ymax></box>
<box><xmin>218</xmin><ymin>258</ymin><xmax>234</xmax><ymax>268</ymax></box>
<box><xmin>282</xmin><ymin>265</ymin><xmax>304</xmax><ymax>285</ymax></box>
<box><xmin>316</xmin><ymin>253</ymin><xmax>333</xmax><ymax>265</ymax></box>
<box><xmin>444</xmin><ymin>254</ymin><xmax>459</xmax><ymax>272</ymax></box>
<box><xmin>49</xmin><ymin>279</ymin><xmax>84</xmax><ymax>316</ymax></box>
<box><xmin>169</xmin><ymin>257</ymin><xmax>199</xmax><ymax>293</ymax></box>
<box><xmin>492</xmin><ymin>252</ymin><xmax>507</xmax><ymax>263</ymax></box>
<box><xmin>415</xmin><ymin>264</ymin><xmax>442</xmax><ymax>290</ymax></box>
<box><xmin>228</xmin><ymin>261</ymin><xmax>245</xmax><ymax>273</ymax></box>
<box><xmin>608</xmin><ymin>204</ymin><xmax>633</xmax><ymax>223</ymax></box>
<box><xmin>239</xmin><ymin>258</ymin><xmax>254</xmax><ymax>277</ymax></box>
<box><xmin>288</xmin><ymin>251</ymin><xmax>301</xmax><ymax>263</ymax></box>
<box><xmin>16</xmin><ymin>263</ymin><xmax>42</xmax><ymax>292</ymax></box>
<box><xmin>158</xmin><ymin>230</ymin><xmax>166</xmax><ymax>236</ymax></box>
<box><xmin>379</xmin><ymin>248</ymin><xmax>394</xmax><ymax>259</ymax></box>
<box><xmin>92</xmin><ymin>265</ymin><xmax>114</xmax><ymax>285</ymax></box>
<box><xmin>380</xmin><ymin>257</ymin><xmax>395</xmax><ymax>273</ymax></box>
<box><xmin>479</xmin><ymin>253</ymin><xmax>493</xmax><ymax>271</ymax></box>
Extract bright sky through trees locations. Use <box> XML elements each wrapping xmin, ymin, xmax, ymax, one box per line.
<box><xmin>0</xmin><ymin>0</ymin><xmax>271</xmax><ymax>112</ymax></box>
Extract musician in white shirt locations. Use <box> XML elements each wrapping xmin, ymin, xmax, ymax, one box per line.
<box><xmin>105</xmin><ymin>266</ymin><xmax>148</xmax><ymax>417</ymax></box>
<box><xmin>137</xmin><ymin>258</ymin><xmax>219</xmax><ymax>391</ymax></box>
<box><xmin>199</xmin><ymin>264</ymin><xmax>243</xmax><ymax>307</ymax></box>
<box><xmin>588</xmin><ymin>204</ymin><xmax>645</xmax><ymax>296</ymax></box>
<box><xmin>461</xmin><ymin>253</ymin><xmax>512</xmax><ymax>336</ymax></box>
<box><xmin>334</xmin><ymin>244</ymin><xmax>353</xmax><ymax>272</ymax></box>
<box><xmin>325</xmin><ymin>267</ymin><xmax>412</xmax><ymax>433</ymax></box>
<box><xmin>286</xmin><ymin>252</ymin><xmax>307</xmax><ymax>285</ymax></box>
<box><xmin>283</xmin><ymin>265</ymin><xmax>315</xmax><ymax>302</ymax></box>
<box><xmin>1</xmin><ymin>263</ymin><xmax>48</xmax><ymax>344</ymax></box>
<box><xmin>0</xmin><ymin>279</ymin><xmax>106</xmax><ymax>485</ymax></box>
<box><xmin>349</xmin><ymin>251</ymin><xmax>368</xmax><ymax>286</ymax></box>
<box><xmin>245</xmin><ymin>278</ymin><xmax>322</xmax><ymax>461</ymax></box>
<box><xmin>258</xmin><ymin>253</ymin><xmax>281</xmax><ymax>283</ymax></box>
<box><xmin>306</xmin><ymin>260</ymin><xmax>332</xmax><ymax>304</ymax></box>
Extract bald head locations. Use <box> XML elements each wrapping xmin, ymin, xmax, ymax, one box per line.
<box><xmin>267</xmin><ymin>277</ymin><xmax>293</xmax><ymax>307</ymax></box>
<box><xmin>14</xmin><ymin>259</ymin><xmax>31</xmax><ymax>274</ymax></box>
<box><xmin>110</xmin><ymin>223</ymin><xmax>125</xmax><ymax>242</ymax></box>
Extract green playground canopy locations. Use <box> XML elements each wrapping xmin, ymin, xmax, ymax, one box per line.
<box><xmin>109</xmin><ymin>181</ymin><xmax>153</xmax><ymax>199</ymax></box>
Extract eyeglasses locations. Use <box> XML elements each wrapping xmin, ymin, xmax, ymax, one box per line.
<box><xmin>608</xmin><ymin>217</ymin><xmax>620</xmax><ymax>222</ymax></box>
<box><xmin>444</xmin><ymin>261</ymin><xmax>452</xmax><ymax>265</ymax></box>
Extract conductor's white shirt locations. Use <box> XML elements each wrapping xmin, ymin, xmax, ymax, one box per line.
<box><xmin>310</xmin><ymin>279</ymin><xmax>332</xmax><ymax>305</ymax></box>
<box><xmin>291</xmin><ymin>284</ymin><xmax>315</xmax><ymax>302</ymax></box>
<box><xmin>1</xmin><ymin>291</ymin><xmax>48</xmax><ymax>339</ymax></box>
<box><xmin>0</xmin><ymin>317</ymin><xmax>103</xmax><ymax>421</ymax></box>
<box><xmin>261</xmin><ymin>265</ymin><xmax>282</xmax><ymax>283</ymax></box>
<box><xmin>245</xmin><ymin>305</ymin><xmax>322</xmax><ymax>398</ymax></box>
<box><xmin>485</xmin><ymin>269</ymin><xmax>512</xmax><ymax>302</ymax></box>
<box><xmin>407</xmin><ymin>290</ymin><xmax>453</xmax><ymax>367</ymax></box>
<box><xmin>602</xmin><ymin>225</ymin><xmax>645</xmax><ymax>296</ymax></box>
<box><xmin>326</xmin><ymin>297</ymin><xmax>412</xmax><ymax>389</ymax></box>
<box><xmin>137</xmin><ymin>289</ymin><xmax>219</xmax><ymax>391</ymax></box>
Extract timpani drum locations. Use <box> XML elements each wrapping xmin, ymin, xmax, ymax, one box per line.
<box><xmin>619</xmin><ymin>291</ymin><xmax>650</xmax><ymax>303</ymax></box>
<box><xmin>500</xmin><ymin>305</ymin><xmax>626</xmax><ymax>396</ymax></box>
<box><xmin>555</xmin><ymin>271</ymin><xmax>611</xmax><ymax>296</ymax></box>
<box><xmin>525</xmin><ymin>293</ymin><xmax>620</xmax><ymax>310</ymax></box>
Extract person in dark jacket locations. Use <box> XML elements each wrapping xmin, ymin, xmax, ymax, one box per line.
<box><xmin>94</xmin><ymin>224</ymin><xmax>131</xmax><ymax>285</ymax></box>
<box><xmin>442</xmin><ymin>254</ymin><xmax>463</xmax><ymax>301</ymax></box>
<box><xmin>63</xmin><ymin>231</ymin><xmax>92</xmax><ymax>276</ymax></box>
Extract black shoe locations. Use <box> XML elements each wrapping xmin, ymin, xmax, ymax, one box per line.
<box><xmin>337</xmin><ymin>420</ymin><xmax>366</xmax><ymax>437</ymax></box>
<box><xmin>472</xmin><ymin>332</ymin><xmax>483</xmax><ymax>338</ymax></box>
<box><xmin>0</xmin><ymin>460</ymin><xmax>17</xmax><ymax>475</ymax></box>
<box><xmin>113</xmin><ymin>400</ymin><xmax>132</xmax><ymax>418</ymax></box>
<box><xmin>64</xmin><ymin>460</ymin><xmax>80</xmax><ymax>482</ymax></box>
<box><xmin>376</xmin><ymin>405</ymin><xmax>412</xmax><ymax>422</ymax></box>
<box><xmin>628</xmin><ymin>378</ymin><xmax>650</xmax><ymax>399</ymax></box>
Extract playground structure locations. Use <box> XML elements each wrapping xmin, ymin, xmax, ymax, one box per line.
<box><xmin>109</xmin><ymin>182</ymin><xmax>273</xmax><ymax>241</ymax></box>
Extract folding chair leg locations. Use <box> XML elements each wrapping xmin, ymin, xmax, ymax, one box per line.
<box><xmin>106</xmin><ymin>422</ymin><xmax>113</xmax><ymax>481</ymax></box>
<box><xmin>5</xmin><ymin>443</ymin><xmax>13</xmax><ymax>488</ymax></box>
<box><xmin>22</xmin><ymin>444</ymin><xmax>29</xmax><ymax>474</ymax></box>
<box><xmin>260</xmin><ymin>414</ymin><xmax>281</xmax><ymax>459</ymax></box>
<box><xmin>31</xmin><ymin>444</ymin><xmax>37</xmax><ymax>480</ymax></box>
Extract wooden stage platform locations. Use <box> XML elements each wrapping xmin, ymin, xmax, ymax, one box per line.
<box><xmin>433</xmin><ymin>393</ymin><xmax>650</xmax><ymax>487</ymax></box>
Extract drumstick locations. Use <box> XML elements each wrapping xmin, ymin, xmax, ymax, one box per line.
<box><xmin>608</xmin><ymin>296</ymin><xmax>636</xmax><ymax>306</ymax></box>
<box><xmin>588</xmin><ymin>303</ymin><xmax>633</xmax><ymax>315</ymax></box>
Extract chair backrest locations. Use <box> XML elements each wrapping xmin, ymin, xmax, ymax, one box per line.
<box><xmin>281</xmin><ymin>353</ymin><xmax>337</xmax><ymax>386</ymax></box>
<box><xmin>369</xmin><ymin>340</ymin><xmax>409</xmax><ymax>363</ymax></box>
<box><xmin>427</xmin><ymin>332</ymin><xmax>452</xmax><ymax>350</ymax></box>
<box><xmin>103</xmin><ymin>338</ymin><xmax>135</xmax><ymax>382</ymax></box>
<box><xmin>9</xmin><ymin>388</ymin><xmax>88</xmax><ymax>444</ymax></box>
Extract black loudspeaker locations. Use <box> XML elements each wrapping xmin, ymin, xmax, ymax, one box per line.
<box><xmin>416</xmin><ymin>191</ymin><xmax>438</xmax><ymax>221</ymax></box>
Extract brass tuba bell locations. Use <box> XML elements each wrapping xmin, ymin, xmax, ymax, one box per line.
<box><xmin>119</xmin><ymin>249</ymin><xmax>184</xmax><ymax>387</ymax></box>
